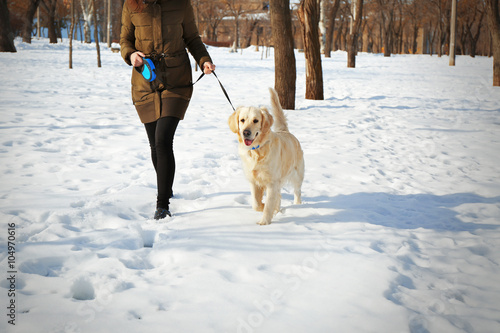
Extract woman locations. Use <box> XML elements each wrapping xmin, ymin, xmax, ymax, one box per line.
<box><xmin>120</xmin><ymin>0</ymin><xmax>215</xmax><ymax>219</ymax></box>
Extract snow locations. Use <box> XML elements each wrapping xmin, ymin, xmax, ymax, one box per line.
<box><xmin>1</xmin><ymin>38</ymin><xmax>500</xmax><ymax>333</ymax></box>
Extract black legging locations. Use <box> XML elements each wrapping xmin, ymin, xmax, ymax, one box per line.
<box><xmin>144</xmin><ymin>116</ymin><xmax>180</xmax><ymax>209</ymax></box>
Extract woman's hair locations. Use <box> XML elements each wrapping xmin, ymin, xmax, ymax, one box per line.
<box><xmin>128</xmin><ymin>0</ymin><xmax>145</xmax><ymax>12</ymax></box>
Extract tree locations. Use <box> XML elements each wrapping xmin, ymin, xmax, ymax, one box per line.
<box><xmin>347</xmin><ymin>0</ymin><xmax>364</xmax><ymax>68</ymax></box>
<box><xmin>0</xmin><ymin>0</ymin><xmax>17</xmax><ymax>52</ymax></box>
<box><xmin>462</xmin><ymin>0</ymin><xmax>485</xmax><ymax>57</ymax></box>
<box><xmin>197</xmin><ymin>0</ymin><xmax>226</xmax><ymax>41</ymax></box>
<box><xmin>270</xmin><ymin>0</ymin><xmax>296</xmax><ymax>109</ymax></box>
<box><xmin>298</xmin><ymin>0</ymin><xmax>324</xmax><ymax>100</ymax></box>
<box><xmin>80</xmin><ymin>0</ymin><xmax>94</xmax><ymax>43</ymax></box>
<box><xmin>106</xmin><ymin>0</ymin><xmax>111</xmax><ymax>47</ymax></box>
<box><xmin>106</xmin><ymin>0</ymin><xmax>123</xmax><ymax>43</ymax></box>
<box><xmin>319</xmin><ymin>0</ymin><xmax>326</xmax><ymax>54</ymax></box>
<box><xmin>243</xmin><ymin>16</ymin><xmax>259</xmax><ymax>48</ymax></box>
<box><xmin>91</xmin><ymin>0</ymin><xmax>101</xmax><ymax>67</ymax></box>
<box><xmin>449</xmin><ymin>0</ymin><xmax>457</xmax><ymax>65</ymax></box>
<box><xmin>324</xmin><ymin>0</ymin><xmax>341</xmax><ymax>58</ymax></box>
<box><xmin>407</xmin><ymin>0</ymin><xmax>425</xmax><ymax>54</ymax></box>
<box><xmin>486</xmin><ymin>0</ymin><xmax>500</xmax><ymax>86</ymax></box>
<box><xmin>39</xmin><ymin>0</ymin><xmax>59</xmax><ymax>43</ymax></box>
<box><xmin>21</xmin><ymin>0</ymin><xmax>41</xmax><ymax>43</ymax></box>
<box><xmin>335</xmin><ymin>4</ymin><xmax>348</xmax><ymax>51</ymax></box>
<box><xmin>392</xmin><ymin>0</ymin><xmax>405</xmax><ymax>54</ymax></box>
<box><xmin>69</xmin><ymin>0</ymin><xmax>75</xmax><ymax>68</ymax></box>
<box><xmin>376</xmin><ymin>0</ymin><xmax>395</xmax><ymax>57</ymax></box>
<box><xmin>225</xmin><ymin>0</ymin><xmax>245</xmax><ymax>48</ymax></box>
<box><xmin>429</xmin><ymin>0</ymin><xmax>452</xmax><ymax>57</ymax></box>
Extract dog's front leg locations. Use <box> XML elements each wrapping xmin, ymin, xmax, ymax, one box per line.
<box><xmin>258</xmin><ymin>184</ymin><xmax>280</xmax><ymax>225</ymax></box>
<box><xmin>251</xmin><ymin>182</ymin><xmax>264</xmax><ymax>212</ymax></box>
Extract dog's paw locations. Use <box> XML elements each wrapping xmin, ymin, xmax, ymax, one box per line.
<box><xmin>257</xmin><ymin>219</ymin><xmax>271</xmax><ymax>225</ymax></box>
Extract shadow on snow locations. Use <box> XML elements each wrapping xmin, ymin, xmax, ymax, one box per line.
<box><xmin>284</xmin><ymin>192</ymin><xmax>499</xmax><ymax>232</ymax></box>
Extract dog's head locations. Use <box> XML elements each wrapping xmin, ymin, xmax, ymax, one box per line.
<box><xmin>228</xmin><ymin>106</ymin><xmax>274</xmax><ymax>149</ymax></box>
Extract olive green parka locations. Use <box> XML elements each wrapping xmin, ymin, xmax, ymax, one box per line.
<box><xmin>120</xmin><ymin>0</ymin><xmax>212</xmax><ymax>123</ymax></box>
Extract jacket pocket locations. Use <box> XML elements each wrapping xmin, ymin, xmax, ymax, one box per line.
<box><xmin>163</xmin><ymin>52</ymin><xmax>192</xmax><ymax>89</ymax></box>
<box><xmin>131</xmin><ymin>68</ymin><xmax>154</xmax><ymax>104</ymax></box>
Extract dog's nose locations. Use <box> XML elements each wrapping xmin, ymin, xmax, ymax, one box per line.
<box><xmin>243</xmin><ymin>129</ymin><xmax>251</xmax><ymax>138</ymax></box>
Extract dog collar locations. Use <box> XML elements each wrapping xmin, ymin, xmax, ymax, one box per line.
<box><xmin>251</xmin><ymin>145</ymin><xmax>260</xmax><ymax>150</ymax></box>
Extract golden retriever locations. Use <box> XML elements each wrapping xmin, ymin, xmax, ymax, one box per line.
<box><xmin>228</xmin><ymin>88</ymin><xmax>305</xmax><ymax>225</ymax></box>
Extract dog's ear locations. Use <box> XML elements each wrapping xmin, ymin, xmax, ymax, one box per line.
<box><xmin>260</xmin><ymin>107</ymin><xmax>274</xmax><ymax>133</ymax></box>
<box><xmin>228</xmin><ymin>109</ymin><xmax>240</xmax><ymax>133</ymax></box>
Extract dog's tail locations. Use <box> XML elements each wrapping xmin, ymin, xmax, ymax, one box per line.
<box><xmin>269</xmin><ymin>88</ymin><xmax>289</xmax><ymax>132</ymax></box>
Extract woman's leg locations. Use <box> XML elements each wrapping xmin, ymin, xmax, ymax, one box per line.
<box><xmin>144</xmin><ymin>116</ymin><xmax>179</xmax><ymax>212</ymax></box>
<box><xmin>154</xmin><ymin>116</ymin><xmax>179</xmax><ymax>209</ymax></box>
<box><xmin>144</xmin><ymin>121</ymin><xmax>158</xmax><ymax>172</ymax></box>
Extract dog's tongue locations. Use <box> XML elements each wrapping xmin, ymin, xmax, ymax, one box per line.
<box><xmin>244</xmin><ymin>139</ymin><xmax>253</xmax><ymax>146</ymax></box>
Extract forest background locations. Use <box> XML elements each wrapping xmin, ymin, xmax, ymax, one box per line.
<box><xmin>3</xmin><ymin>0</ymin><xmax>495</xmax><ymax>58</ymax></box>
<box><xmin>2</xmin><ymin>0</ymin><xmax>500</xmax><ymax>102</ymax></box>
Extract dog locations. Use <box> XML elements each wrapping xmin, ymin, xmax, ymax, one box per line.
<box><xmin>228</xmin><ymin>88</ymin><xmax>305</xmax><ymax>225</ymax></box>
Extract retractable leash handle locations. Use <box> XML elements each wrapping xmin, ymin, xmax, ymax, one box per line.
<box><xmin>134</xmin><ymin>57</ymin><xmax>157</xmax><ymax>82</ymax></box>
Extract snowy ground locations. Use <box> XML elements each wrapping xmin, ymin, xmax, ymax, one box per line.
<box><xmin>1</xmin><ymin>38</ymin><xmax>499</xmax><ymax>333</ymax></box>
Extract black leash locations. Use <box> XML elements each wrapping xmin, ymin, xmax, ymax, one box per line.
<box><xmin>211</xmin><ymin>71</ymin><xmax>235</xmax><ymax>112</ymax></box>
<box><xmin>138</xmin><ymin>55</ymin><xmax>236</xmax><ymax>112</ymax></box>
<box><xmin>192</xmin><ymin>71</ymin><xmax>236</xmax><ymax>112</ymax></box>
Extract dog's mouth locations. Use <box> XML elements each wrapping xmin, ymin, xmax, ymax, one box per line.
<box><xmin>243</xmin><ymin>133</ymin><xmax>258</xmax><ymax>147</ymax></box>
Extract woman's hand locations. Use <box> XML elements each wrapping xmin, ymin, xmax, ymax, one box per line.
<box><xmin>131</xmin><ymin>51</ymin><xmax>146</xmax><ymax>67</ymax></box>
<box><xmin>203</xmin><ymin>62</ymin><xmax>216</xmax><ymax>74</ymax></box>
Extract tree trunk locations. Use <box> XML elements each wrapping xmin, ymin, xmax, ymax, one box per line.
<box><xmin>112</xmin><ymin>0</ymin><xmax>123</xmax><ymax>43</ymax></box>
<box><xmin>412</xmin><ymin>24</ymin><xmax>418</xmax><ymax>54</ymax></box>
<box><xmin>469</xmin><ymin>10</ymin><xmax>485</xmax><ymax>58</ymax></box>
<box><xmin>486</xmin><ymin>0</ymin><xmax>500</xmax><ymax>86</ymax></box>
<box><xmin>107</xmin><ymin>0</ymin><xmax>111</xmax><ymax>48</ymax></box>
<box><xmin>319</xmin><ymin>0</ymin><xmax>326</xmax><ymax>54</ymax></box>
<box><xmin>383</xmin><ymin>17</ymin><xmax>392</xmax><ymax>56</ymax></box>
<box><xmin>81</xmin><ymin>0</ymin><xmax>93</xmax><ymax>43</ymax></box>
<box><xmin>234</xmin><ymin>17</ymin><xmax>240</xmax><ymax>48</ymax></box>
<box><xmin>459</xmin><ymin>24</ymin><xmax>467</xmax><ymax>55</ymax></box>
<box><xmin>47</xmin><ymin>11</ymin><xmax>57</xmax><ymax>43</ymax></box>
<box><xmin>377</xmin><ymin>0</ymin><xmax>393</xmax><ymax>57</ymax></box>
<box><xmin>270</xmin><ymin>0</ymin><xmax>296</xmax><ymax>109</ymax></box>
<box><xmin>334</xmin><ymin>18</ymin><xmax>344</xmax><ymax>51</ymax></box>
<box><xmin>347</xmin><ymin>0</ymin><xmax>363</xmax><ymax>68</ymax></box>
<box><xmin>298</xmin><ymin>0</ymin><xmax>324</xmax><ymax>100</ymax></box>
<box><xmin>92</xmin><ymin>0</ymin><xmax>101</xmax><ymax>67</ymax></box>
<box><xmin>69</xmin><ymin>0</ymin><xmax>75</xmax><ymax>68</ymax></box>
<box><xmin>246</xmin><ymin>20</ymin><xmax>258</xmax><ymax>48</ymax></box>
<box><xmin>437</xmin><ymin>19</ymin><xmax>443</xmax><ymax>57</ymax></box>
<box><xmin>449</xmin><ymin>0</ymin><xmax>457</xmax><ymax>65</ymax></box>
<box><xmin>39</xmin><ymin>0</ymin><xmax>58</xmax><ymax>44</ymax></box>
<box><xmin>0</xmin><ymin>0</ymin><xmax>16</xmax><ymax>52</ymax></box>
<box><xmin>428</xmin><ymin>26</ymin><xmax>436</xmax><ymax>55</ymax></box>
<box><xmin>22</xmin><ymin>0</ymin><xmax>41</xmax><ymax>43</ymax></box>
<box><xmin>324</xmin><ymin>0</ymin><xmax>340</xmax><ymax>58</ymax></box>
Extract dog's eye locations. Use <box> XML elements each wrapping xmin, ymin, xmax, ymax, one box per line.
<box><xmin>240</xmin><ymin>119</ymin><xmax>245</xmax><ymax>123</ymax></box>
<box><xmin>253</xmin><ymin>119</ymin><xmax>259</xmax><ymax>123</ymax></box>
